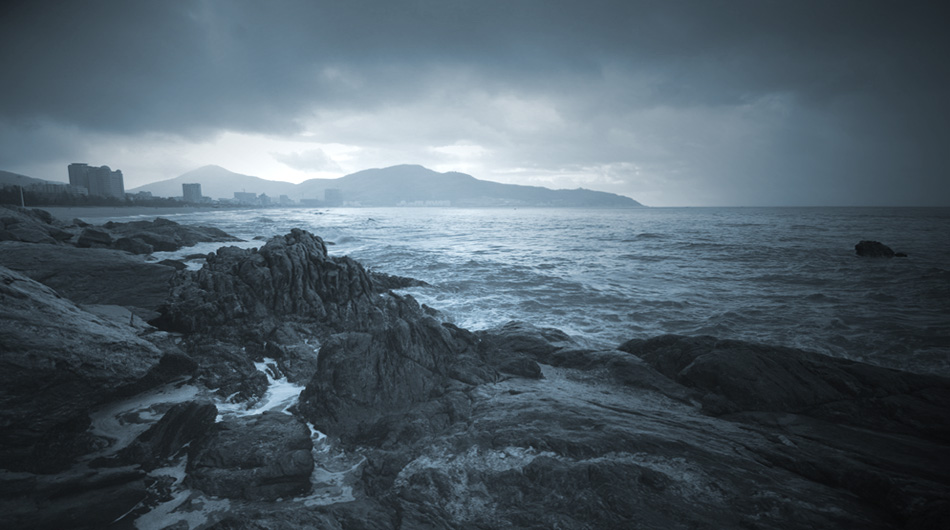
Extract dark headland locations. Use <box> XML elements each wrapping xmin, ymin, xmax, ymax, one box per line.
<box><xmin>1</xmin><ymin>204</ymin><xmax>948</xmax><ymax>529</ymax></box>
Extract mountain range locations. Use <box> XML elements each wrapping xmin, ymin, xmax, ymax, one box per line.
<box><xmin>129</xmin><ymin>164</ymin><xmax>644</xmax><ymax>207</ymax></box>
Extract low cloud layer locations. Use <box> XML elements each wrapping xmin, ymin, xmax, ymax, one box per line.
<box><xmin>1</xmin><ymin>0</ymin><xmax>947</xmax><ymax>205</ymax></box>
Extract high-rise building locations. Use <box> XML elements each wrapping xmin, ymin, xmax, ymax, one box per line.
<box><xmin>182</xmin><ymin>183</ymin><xmax>202</xmax><ymax>203</ymax></box>
<box><xmin>67</xmin><ymin>163</ymin><xmax>125</xmax><ymax>198</ymax></box>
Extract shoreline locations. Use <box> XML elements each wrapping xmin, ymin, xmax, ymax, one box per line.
<box><xmin>41</xmin><ymin>205</ymin><xmax>234</xmax><ymax>222</ymax></box>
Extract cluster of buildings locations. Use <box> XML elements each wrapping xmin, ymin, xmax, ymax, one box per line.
<box><xmin>3</xmin><ymin>162</ymin><xmax>347</xmax><ymax>208</ymax></box>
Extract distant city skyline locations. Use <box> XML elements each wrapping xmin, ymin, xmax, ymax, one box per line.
<box><xmin>1</xmin><ymin>1</ymin><xmax>948</xmax><ymax>206</ymax></box>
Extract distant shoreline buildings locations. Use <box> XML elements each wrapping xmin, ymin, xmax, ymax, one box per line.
<box><xmin>182</xmin><ymin>183</ymin><xmax>203</xmax><ymax>203</ymax></box>
<box><xmin>68</xmin><ymin>163</ymin><xmax>125</xmax><ymax>198</ymax></box>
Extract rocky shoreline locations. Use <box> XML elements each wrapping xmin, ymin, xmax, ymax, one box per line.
<box><xmin>1</xmin><ymin>204</ymin><xmax>948</xmax><ymax>529</ymax></box>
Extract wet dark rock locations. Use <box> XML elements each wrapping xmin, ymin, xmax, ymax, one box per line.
<box><xmin>0</xmin><ymin>241</ymin><xmax>177</xmax><ymax>310</ymax></box>
<box><xmin>119</xmin><ymin>401</ymin><xmax>217</xmax><ymax>470</ymax></box>
<box><xmin>157</xmin><ymin>258</ymin><xmax>187</xmax><ymax>270</ymax></box>
<box><xmin>113</xmin><ymin>236</ymin><xmax>154</xmax><ymax>254</ymax></box>
<box><xmin>619</xmin><ymin>334</ymin><xmax>950</xmax><ymax>440</ymax></box>
<box><xmin>0</xmin><ymin>467</ymin><xmax>148</xmax><ymax>530</ymax></box>
<box><xmin>76</xmin><ymin>227</ymin><xmax>113</xmax><ymax>248</ymax></box>
<box><xmin>0</xmin><ymin>266</ymin><xmax>166</xmax><ymax>472</ymax></box>
<box><xmin>182</xmin><ymin>338</ymin><xmax>269</xmax><ymax>402</ymax></box>
<box><xmin>298</xmin><ymin>316</ymin><xmax>494</xmax><ymax>444</ymax></box>
<box><xmin>101</xmin><ymin>217</ymin><xmax>241</xmax><ymax>251</ymax></box>
<box><xmin>856</xmin><ymin>240</ymin><xmax>898</xmax><ymax>257</ymax></box>
<box><xmin>497</xmin><ymin>356</ymin><xmax>544</xmax><ymax>379</ymax></box>
<box><xmin>188</xmin><ymin>411</ymin><xmax>314</xmax><ymax>501</ymax></box>
<box><xmin>369</xmin><ymin>270</ymin><xmax>430</xmax><ymax>290</ymax></box>
<box><xmin>478</xmin><ymin>321</ymin><xmax>580</xmax><ymax>362</ymax></box>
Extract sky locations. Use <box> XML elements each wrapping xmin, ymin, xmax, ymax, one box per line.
<box><xmin>1</xmin><ymin>0</ymin><xmax>948</xmax><ymax>206</ymax></box>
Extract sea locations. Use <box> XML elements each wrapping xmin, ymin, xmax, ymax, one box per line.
<box><xmin>78</xmin><ymin>206</ymin><xmax>950</xmax><ymax>377</ymax></box>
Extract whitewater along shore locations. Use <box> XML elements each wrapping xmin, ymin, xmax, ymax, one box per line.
<box><xmin>1</xmin><ymin>204</ymin><xmax>948</xmax><ymax>529</ymax></box>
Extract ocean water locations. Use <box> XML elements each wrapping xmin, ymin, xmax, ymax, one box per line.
<box><xmin>91</xmin><ymin>206</ymin><xmax>950</xmax><ymax>376</ymax></box>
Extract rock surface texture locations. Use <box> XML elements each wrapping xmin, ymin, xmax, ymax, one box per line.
<box><xmin>0</xmin><ymin>266</ymin><xmax>169</xmax><ymax>471</ymax></box>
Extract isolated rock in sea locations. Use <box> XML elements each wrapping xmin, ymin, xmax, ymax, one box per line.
<box><xmin>0</xmin><ymin>266</ymin><xmax>169</xmax><ymax>472</ymax></box>
<box><xmin>187</xmin><ymin>411</ymin><xmax>314</xmax><ymax>501</ymax></box>
<box><xmin>0</xmin><ymin>241</ymin><xmax>178</xmax><ymax>311</ymax></box>
<box><xmin>855</xmin><ymin>240</ymin><xmax>902</xmax><ymax>257</ymax></box>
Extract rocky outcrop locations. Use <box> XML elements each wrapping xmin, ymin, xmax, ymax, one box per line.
<box><xmin>0</xmin><ymin>241</ymin><xmax>178</xmax><ymax>312</ymax></box>
<box><xmin>0</xmin><ymin>205</ymin><xmax>241</xmax><ymax>254</ymax></box>
<box><xmin>156</xmin><ymin>229</ymin><xmax>383</xmax><ymax>336</ymax></box>
<box><xmin>0</xmin><ymin>205</ymin><xmax>72</xmax><ymax>244</ymax></box>
<box><xmin>187</xmin><ymin>411</ymin><xmax>314</xmax><ymax>501</ymax></box>
<box><xmin>856</xmin><ymin>240</ymin><xmax>907</xmax><ymax>257</ymax></box>
<box><xmin>0</xmin><ymin>266</ymin><xmax>171</xmax><ymax>472</ymax></box>
<box><xmin>99</xmin><ymin>217</ymin><xmax>241</xmax><ymax>253</ymax></box>
<box><xmin>619</xmin><ymin>334</ymin><xmax>950</xmax><ymax>440</ymax></box>
<box><xmin>299</xmin><ymin>317</ymin><xmax>494</xmax><ymax>445</ymax></box>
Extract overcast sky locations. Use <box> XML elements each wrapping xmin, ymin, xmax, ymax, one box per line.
<box><xmin>2</xmin><ymin>1</ymin><xmax>947</xmax><ymax>206</ymax></box>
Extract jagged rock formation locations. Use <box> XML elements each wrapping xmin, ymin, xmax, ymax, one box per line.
<box><xmin>157</xmin><ymin>229</ymin><xmax>383</xmax><ymax>337</ymax></box>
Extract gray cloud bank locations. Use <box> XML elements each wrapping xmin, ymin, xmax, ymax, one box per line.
<box><xmin>1</xmin><ymin>0</ymin><xmax>947</xmax><ymax>205</ymax></box>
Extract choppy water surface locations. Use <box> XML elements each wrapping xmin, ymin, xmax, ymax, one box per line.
<box><xmin>98</xmin><ymin>206</ymin><xmax>950</xmax><ymax>376</ymax></box>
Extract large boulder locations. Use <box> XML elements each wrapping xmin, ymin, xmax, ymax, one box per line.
<box><xmin>0</xmin><ymin>241</ymin><xmax>177</xmax><ymax>311</ymax></box>
<box><xmin>76</xmin><ymin>227</ymin><xmax>113</xmax><ymax>248</ymax></box>
<box><xmin>298</xmin><ymin>316</ymin><xmax>494</xmax><ymax>444</ymax></box>
<box><xmin>187</xmin><ymin>411</ymin><xmax>314</xmax><ymax>501</ymax></box>
<box><xmin>0</xmin><ymin>266</ymin><xmax>170</xmax><ymax>471</ymax></box>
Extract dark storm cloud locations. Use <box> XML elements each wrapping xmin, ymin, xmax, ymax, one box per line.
<box><xmin>1</xmin><ymin>0</ymin><xmax>948</xmax><ymax>204</ymax></box>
